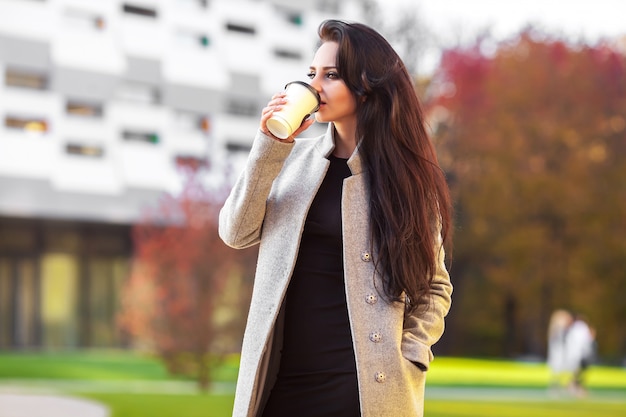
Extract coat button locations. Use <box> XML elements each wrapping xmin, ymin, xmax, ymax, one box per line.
<box><xmin>365</xmin><ymin>293</ymin><xmax>378</xmax><ymax>305</ymax></box>
<box><xmin>361</xmin><ymin>251</ymin><xmax>371</xmax><ymax>262</ymax></box>
<box><xmin>375</xmin><ymin>372</ymin><xmax>386</xmax><ymax>383</ymax></box>
<box><xmin>369</xmin><ymin>332</ymin><xmax>382</xmax><ymax>343</ymax></box>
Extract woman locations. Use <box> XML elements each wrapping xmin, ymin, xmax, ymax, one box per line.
<box><xmin>547</xmin><ymin>309</ymin><xmax>573</xmax><ymax>390</ymax></box>
<box><xmin>219</xmin><ymin>19</ymin><xmax>453</xmax><ymax>417</ymax></box>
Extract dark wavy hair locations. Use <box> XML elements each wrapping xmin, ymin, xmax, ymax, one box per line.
<box><xmin>318</xmin><ymin>19</ymin><xmax>452</xmax><ymax>313</ymax></box>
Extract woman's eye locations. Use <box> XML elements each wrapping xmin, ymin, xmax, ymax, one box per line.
<box><xmin>326</xmin><ymin>72</ymin><xmax>339</xmax><ymax>79</ymax></box>
<box><xmin>306</xmin><ymin>72</ymin><xmax>315</xmax><ymax>79</ymax></box>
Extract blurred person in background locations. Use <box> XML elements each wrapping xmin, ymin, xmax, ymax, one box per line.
<box><xmin>564</xmin><ymin>313</ymin><xmax>596</xmax><ymax>397</ymax></box>
<box><xmin>219</xmin><ymin>19</ymin><xmax>453</xmax><ymax>417</ymax></box>
<box><xmin>547</xmin><ymin>309</ymin><xmax>574</xmax><ymax>393</ymax></box>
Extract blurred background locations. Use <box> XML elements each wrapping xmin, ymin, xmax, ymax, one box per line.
<box><xmin>0</xmin><ymin>0</ymin><xmax>625</xmax><ymax>416</ymax></box>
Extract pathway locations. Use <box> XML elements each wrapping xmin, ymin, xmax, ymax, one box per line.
<box><xmin>0</xmin><ymin>393</ymin><xmax>108</xmax><ymax>417</ymax></box>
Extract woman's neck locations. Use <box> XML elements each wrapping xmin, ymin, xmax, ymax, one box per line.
<box><xmin>332</xmin><ymin>120</ymin><xmax>357</xmax><ymax>159</ymax></box>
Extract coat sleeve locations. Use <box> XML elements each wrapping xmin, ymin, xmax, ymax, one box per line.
<box><xmin>219</xmin><ymin>131</ymin><xmax>294</xmax><ymax>249</ymax></box>
<box><xmin>400</xmin><ymin>232</ymin><xmax>453</xmax><ymax>371</ymax></box>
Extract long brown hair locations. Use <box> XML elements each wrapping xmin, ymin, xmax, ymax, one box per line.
<box><xmin>318</xmin><ymin>20</ymin><xmax>452</xmax><ymax>313</ymax></box>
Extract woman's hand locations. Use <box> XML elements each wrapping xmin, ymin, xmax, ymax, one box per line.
<box><xmin>260</xmin><ymin>92</ymin><xmax>315</xmax><ymax>143</ymax></box>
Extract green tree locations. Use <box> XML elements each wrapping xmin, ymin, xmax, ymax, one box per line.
<box><xmin>427</xmin><ymin>30</ymin><xmax>626</xmax><ymax>360</ymax></box>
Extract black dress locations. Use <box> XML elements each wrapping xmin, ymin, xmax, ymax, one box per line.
<box><xmin>261</xmin><ymin>154</ymin><xmax>360</xmax><ymax>417</ymax></box>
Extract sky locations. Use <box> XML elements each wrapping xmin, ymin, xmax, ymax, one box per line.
<box><xmin>381</xmin><ymin>0</ymin><xmax>626</xmax><ymax>74</ymax></box>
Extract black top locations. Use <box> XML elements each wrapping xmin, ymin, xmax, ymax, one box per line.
<box><xmin>261</xmin><ymin>155</ymin><xmax>360</xmax><ymax>417</ymax></box>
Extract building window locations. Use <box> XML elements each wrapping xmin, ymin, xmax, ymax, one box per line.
<box><xmin>0</xmin><ymin>257</ymin><xmax>38</xmax><ymax>348</ymax></box>
<box><xmin>227</xmin><ymin>100</ymin><xmax>258</xmax><ymax>117</ymax></box>
<box><xmin>4</xmin><ymin>116</ymin><xmax>49</xmax><ymax>134</ymax></box>
<box><xmin>63</xmin><ymin>8</ymin><xmax>106</xmax><ymax>30</ymax></box>
<box><xmin>41</xmin><ymin>253</ymin><xmax>79</xmax><ymax>348</ymax></box>
<box><xmin>66</xmin><ymin>101</ymin><xmax>103</xmax><ymax>118</ymax></box>
<box><xmin>226</xmin><ymin>23</ymin><xmax>255</xmax><ymax>35</ymax></box>
<box><xmin>175</xmin><ymin>30</ymin><xmax>211</xmax><ymax>49</ymax></box>
<box><xmin>200</xmin><ymin>116</ymin><xmax>211</xmax><ymax>133</ymax></box>
<box><xmin>115</xmin><ymin>82</ymin><xmax>160</xmax><ymax>104</ymax></box>
<box><xmin>274</xmin><ymin>48</ymin><xmax>302</xmax><ymax>60</ymax></box>
<box><xmin>229</xmin><ymin>72</ymin><xmax>260</xmax><ymax>94</ymax></box>
<box><xmin>274</xmin><ymin>6</ymin><xmax>303</xmax><ymax>26</ymax></box>
<box><xmin>226</xmin><ymin>142</ymin><xmax>252</xmax><ymax>153</ymax></box>
<box><xmin>174</xmin><ymin>111</ymin><xmax>211</xmax><ymax>133</ymax></box>
<box><xmin>122</xmin><ymin>130</ymin><xmax>160</xmax><ymax>144</ymax></box>
<box><xmin>5</xmin><ymin>69</ymin><xmax>47</xmax><ymax>90</ymax></box>
<box><xmin>66</xmin><ymin>143</ymin><xmax>105</xmax><ymax>158</ymax></box>
<box><xmin>122</xmin><ymin>3</ymin><xmax>157</xmax><ymax>18</ymax></box>
<box><xmin>287</xmin><ymin>13</ymin><xmax>303</xmax><ymax>26</ymax></box>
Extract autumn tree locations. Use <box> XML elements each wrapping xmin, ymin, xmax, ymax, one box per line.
<box><xmin>427</xmin><ymin>30</ymin><xmax>626</xmax><ymax>360</ymax></box>
<box><xmin>118</xmin><ymin>163</ymin><xmax>257</xmax><ymax>390</ymax></box>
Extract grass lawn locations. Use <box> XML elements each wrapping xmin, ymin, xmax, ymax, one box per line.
<box><xmin>77</xmin><ymin>393</ymin><xmax>626</xmax><ymax>417</ymax></box>
<box><xmin>0</xmin><ymin>349</ymin><xmax>239</xmax><ymax>382</ymax></box>
<box><xmin>80</xmin><ymin>392</ymin><xmax>235</xmax><ymax>417</ymax></box>
<box><xmin>427</xmin><ymin>356</ymin><xmax>626</xmax><ymax>389</ymax></box>
<box><xmin>425</xmin><ymin>400</ymin><xmax>626</xmax><ymax>417</ymax></box>
<box><xmin>1</xmin><ymin>351</ymin><xmax>625</xmax><ymax>417</ymax></box>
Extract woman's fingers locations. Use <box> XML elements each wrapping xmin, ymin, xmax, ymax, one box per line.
<box><xmin>260</xmin><ymin>92</ymin><xmax>287</xmax><ymax>135</ymax></box>
<box><xmin>291</xmin><ymin>115</ymin><xmax>315</xmax><ymax>138</ymax></box>
<box><xmin>260</xmin><ymin>91</ymin><xmax>315</xmax><ymax>141</ymax></box>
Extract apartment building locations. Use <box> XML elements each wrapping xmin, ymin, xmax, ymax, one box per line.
<box><xmin>0</xmin><ymin>0</ymin><xmax>361</xmax><ymax>349</ymax></box>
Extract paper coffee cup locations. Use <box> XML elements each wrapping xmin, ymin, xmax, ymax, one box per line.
<box><xmin>267</xmin><ymin>81</ymin><xmax>320</xmax><ymax>139</ymax></box>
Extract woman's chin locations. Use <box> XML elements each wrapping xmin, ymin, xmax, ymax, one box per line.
<box><xmin>314</xmin><ymin>113</ymin><xmax>328</xmax><ymax>123</ymax></box>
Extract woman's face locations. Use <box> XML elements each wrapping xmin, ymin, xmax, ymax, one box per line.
<box><xmin>308</xmin><ymin>41</ymin><xmax>357</xmax><ymax>125</ymax></box>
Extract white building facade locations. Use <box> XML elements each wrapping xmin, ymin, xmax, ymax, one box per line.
<box><xmin>0</xmin><ymin>0</ymin><xmax>362</xmax><ymax>349</ymax></box>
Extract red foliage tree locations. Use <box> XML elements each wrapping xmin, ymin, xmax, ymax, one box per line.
<box><xmin>427</xmin><ymin>30</ymin><xmax>626</xmax><ymax>359</ymax></box>
<box><xmin>118</xmin><ymin>163</ymin><xmax>257</xmax><ymax>389</ymax></box>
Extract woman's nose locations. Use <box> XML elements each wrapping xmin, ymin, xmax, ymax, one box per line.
<box><xmin>309</xmin><ymin>76</ymin><xmax>322</xmax><ymax>92</ymax></box>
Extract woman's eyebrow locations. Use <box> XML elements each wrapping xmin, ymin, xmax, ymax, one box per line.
<box><xmin>309</xmin><ymin>66</ymin><xmax>338</xmax><ymax>70</ymax></box>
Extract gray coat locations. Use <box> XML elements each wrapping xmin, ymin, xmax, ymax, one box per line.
<box><xmin>219</xmin><ymin>125</ymin><xmax>452</xmax><ymax>417</ymax></box>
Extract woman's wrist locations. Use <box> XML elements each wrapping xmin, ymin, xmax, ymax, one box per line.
<box><xmin>261</xmin><ymin>128</ymin><xmax>294</xmax><ymax>143</ymax></box>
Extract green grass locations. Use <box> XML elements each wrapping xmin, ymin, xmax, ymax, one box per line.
<box><xmin>1</xmin><ymin>352</ymin><xmax>625</xmax><ymax>417</ymax></box>
<box><xmin>0</xmin><ymin>350</ymin><xmax>239</xmax><ymax>382</ymax></box>
<box><xmin>0</xmin><ymin>350</ymin><xmax>172</xmax><ymax>380</ymax></box>
<box><xmin>80</xmin><ymin>394</ymin><xmax>626</xmax><ymax>417</ymax></box>
<box><xmin>427</xmin><ymin>357</ymin><xmax>626</xmax><ymax>389</ymax></box>
<box><xmin>425</xmin><ymin>400</ymin><xmax>626</xmax><ymax>417</ymax></box>
<box><xmin>81</xmin><ymin>393</ymin><xmax>235</xmax><ymax>417</ymax></box>
<box><xmin>77</xmin><ymin>393</ymin><xmax>626</xmax><ymax>417</ymax></box>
